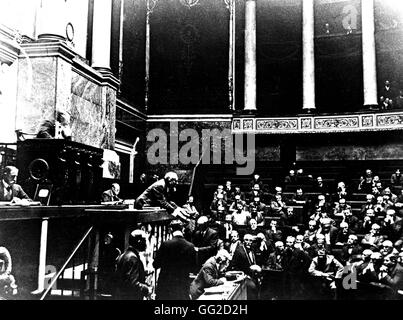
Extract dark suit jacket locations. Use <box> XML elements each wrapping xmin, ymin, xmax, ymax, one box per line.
<box><xmin>135</xmin><ymin>179</ymin><xmax>177</xmax><ymax>213</ymax></box>
<box><xmin>0</xmin><ymin>182</ymin><xmax>30</xmax><ymax>201</ymax></box>
<box><xmin>101</xmin><ymin>189</ymin><xmax>122</xmax><ymax>202</ymax></box>
<box><xmin>114</xmin><ymin>247</ymin><xmax>149</xmax><ymax>300</ymax></box>
<box><xmin>382</xmin><ymin>263</ymin><xmax>403</xmax><ymax>291</ymax></box>
<box><xmin>229</xmin><ymin>243</ymin><xmax>255</xmax><ymax>275</ymax></box>
<box><xmin>190</xmin><ymin>256</ymin><xmax>224</xmax><ymax>300</ymax></box>
<box><xmin>192</xmin><ymin>227</ymin><xmax>219</xmax><ymax>267</ymax></box>
<box><xmin>154</xmin><ymin>235</ymin><xmax>196</xmax><ymax>300</ymax></box>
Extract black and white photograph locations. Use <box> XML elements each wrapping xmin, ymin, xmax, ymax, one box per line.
<box><xmin>1</xmin><ymin>0</ymin><xmax>403</xmax><ymax>309</ymax></box>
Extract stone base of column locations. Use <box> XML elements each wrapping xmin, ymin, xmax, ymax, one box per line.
<box><xmin>364</xmin><ymin>104</ymin><xmax>379</xmax><ymax>111</ymax></box>
<box><xmin>241</xmin><ymin>109</ymin><xmax>257</xmax><ymax>115</ymax></box>
<box><xmin>38</xmin><ymin>34</ymin><xmax>66</xmax><ymax>42</ymax></box>
<box><xmin>302</xmin><ymin>108</ymin><xmax>316</xmax><ymax>115</ymax></box>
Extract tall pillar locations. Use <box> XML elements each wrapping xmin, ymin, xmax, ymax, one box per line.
<box><xmin>302</xmin><ymin>0</ymin><xmax>316</xmax><ymax>112</ymax></box>
<box><xmin>362</xmin><ymin>0</ymin><xmax>378</xmax><ymax>107</ymax></box>
<box><xmin>91</xmin><ymin>0</ymin><xmax>113</xmax><ymax>72</ymax></box>
<box><xmin>244</xmin><ymin>0</ymin><xmax>257</xmax><ymax>112</ymax></box>
<box><xmin>37</xmin><ymin>0</ymin><xmax>67</xmax><ymax>41</ymax></box>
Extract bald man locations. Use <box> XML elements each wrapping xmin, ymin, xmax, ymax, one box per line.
<box><xmin>135</xmin><ymin>172</ymin><xmax>189</xmax><ymax>220</ymax></box>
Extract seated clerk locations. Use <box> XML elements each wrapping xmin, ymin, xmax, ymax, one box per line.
<box><xmin>101</xmin><ymin>183</ymin><xmax>122</xmax><ymax>203</ymax></box>
<box><xmin>135</xmin><ymin>172</ymin><xmax>189</xmax><ymax>221</ymax></box>
<box><xmin>0</xmin><ymin>166</ymin><xmax>31</xmax><ymax>202</ymax></box>
<box><xmin>189</xmin><ymin>249</ymin><xmax>231</xmax><ymax>300</ymax></box>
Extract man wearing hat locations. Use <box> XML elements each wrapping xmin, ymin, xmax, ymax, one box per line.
<box><xmin>0</xmin><ymin>166</ymin><xmax>31</xmax><ymax>202</ymax></box>
<box><xmin>153</xmin><ymin>220</ymin><xmax>196</xmax><ymax>300</ymax></box>
<box><xmin>113</xmin><ymin>229</ymin><xmax>152</xmax><ymax>300</ymax></box>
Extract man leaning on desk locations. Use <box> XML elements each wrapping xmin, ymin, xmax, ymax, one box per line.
<box><xmin>135</xmin><ymin>172</ymin><xmax>189</xmax><ymax>221</ymax></box>
<box><xmin>0</xmin><ymin>166</ymin><xmax>31</xmax><ymax>203</ymax></box>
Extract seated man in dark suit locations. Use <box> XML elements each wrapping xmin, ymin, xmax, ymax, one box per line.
<box><xmin>0</xmin><ymin>166</ymin><xmax>31</xmax><ymax>202</ymax></box>
<box><xmin>189</xmin><ymin>249</ymin><xmax>231</xmax><ymax>300</ymax></box>
<box><xmin>101</xmin><ymin>183</ymin><xmax>122</xmax><ymax>203</ymax></box>
<box><xmin>135</xmin><ymin>172</ymin><xmax>189</xmax><ymax>220</ymax></box>
<box><xmin>379</xmin><ymin>254</ymin><xmax>403</xmax><ymax>293</ymax></box>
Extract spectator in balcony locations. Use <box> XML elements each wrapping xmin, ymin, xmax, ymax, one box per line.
<box><xmin>101</xmin><ymin>183</ymin><xmax>122</xmax><ymax>203</ymax></box>
<box><xmin>0</xmin><ymin>246</ymin><xmax>18</xmax><ymax>296</ymax></box>
<box><xmin>394</xmin><ymin>90</ymin><xmax>403</xmax><ymax>109</ymax></box>
<box><xmin>380</xmin><ymin>80</ymin><xmax>395</xmax><ymax>102</ymax></box>
<box><xmin>0</xmin><ymin>166</ymin><xmax>31</xmax><ymax>202</ymax></box>
<box><xmin>380</xmin><ymin>97</ymin><xmax>393</xmax><ymax>110</ymax></box>
<box><xmin>114</xmin><ymin>229</ymin><xmax>153</xmax><ymax>300</ymax></box>
<box><xmin>190</xmin><ymin>249</ymin><xmax>231</xmax><ymax>300</ymax></box>
<box><xmin>361</xmin><ymin>223</ymin><xmax>385</xmax><ymax>251</ymax></box>
<box><xmin>154</xmin><ymin>220</ymin><xmax>196</xmax><ymax>300</ymax></box>
<box><xmin>358</xmin><ymin>169</ymin><xmax>374</xmax><ymax>194</ymax></box>
<box><xmin>391</xmin><ymin>169</ymin><xmax>403</xmax><ymax>190</ymax></box>
<box><xmin>135</xmin><ymin>172</ymin><xmax>189</xmax><ymax>220</ymax></box>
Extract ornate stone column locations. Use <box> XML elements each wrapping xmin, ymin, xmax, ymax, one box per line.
<box><xmin>362</xmin><ymin>0</ymin><xmax>378</xmax><ymax>108</ymax></box>
<box><xmin>244</xmin><ymin>0</ymin><xmax>257</xmax><ymax>112</ymax></box>
<box><xmin>91</xmin><ymin>0</ymin><xmax>113</xmax><ymax>72</ymax></box>
<box><xmin>302</xmin><ymin>0</ymin><xmax>316</xmax><ymax>113</ymax></box>
<box><xmin>37</xmin><ymin>0</ymin><xmax>67</xmax><ymax>41</ymax></box>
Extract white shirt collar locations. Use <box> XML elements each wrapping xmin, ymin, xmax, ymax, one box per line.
<box><xmin>172</xmin><ymin>231</ymin><xmax>183</xmax><ymax>237</ymax></box>
<box><xmin>2</xmin><ymin>180</ymin><xmax>10</xmax><ymax>189</ymax></box>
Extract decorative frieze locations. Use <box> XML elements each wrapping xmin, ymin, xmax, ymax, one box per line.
<box><xmin>314</xmin><ymin>116</ymin><xmax>359</xmax><ymax>129</ymax></box>
<box><xmin>232</xmin><ymin>112</ymin><xmax>403</xmax><ymax>134</ymax></box>
<box><xmin>256</xmin><ymin>119</ymin><xmax>298</xmax><ymax>130</ymax></box>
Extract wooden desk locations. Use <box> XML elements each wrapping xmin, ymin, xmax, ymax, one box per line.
<box><xmin>198</xmin><ymin>279</ymin><xmax>247</xmax><ymax>300</ymax></box>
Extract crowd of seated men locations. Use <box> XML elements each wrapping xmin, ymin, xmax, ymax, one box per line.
<box><xmin>184</xmin><ymin>169</ymin><xmax>403</xmax><ymax>300</ymax></box>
